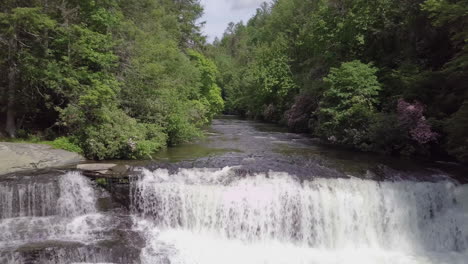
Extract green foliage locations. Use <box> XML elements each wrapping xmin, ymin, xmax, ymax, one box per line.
<box><xmin>188</xmin><ymin>50</ymin><xmax>224</xmax><ymax>120</ymax></box>
<box><xmin>2</xmin><ymin>0</ymin><xmax>466</xmax><ymax>162</ymax></box>
<box><xmin>0</xmin><ymin>0</ymin><xmax>221</xmax><ymax>160</ymax></box>
<box><xmin>422</xmin><ymin>0</ymin><xmax>467</xmax><ymax>75</ymax></box>
<box><xmin>317</xmin><ymin>61</ymin><xmax>381</xmax><ymax>146</ymax></box>
<box><xmin>95</xmin><ymin>178</ymin><xmax>107</xmax><ymax>186</ymax></box>
<box><xmin>0</xmin><ymin>135</ymin><xmax>83</xmax><ymax>154</ymax></box>
<box><xmin>41</xmin><ymin>137</ymin><xmax>83</xmax><ymax>154</ymax></box>
<box><xmin>210</xmin><ymin>0</ymin><xmax>467</xmax><ymax>162</ymax></box>
<box><xmin>80</xmin><ymin>108</ymin><xmax>167</xmax><ymax>160</ymax></box>
<box><xmin>252</xmin><ymin>36</ymin><xmax>296</xmax><ymax>99</ymax></box>
<box><xmin>445</xmin><ymin>102</ymin><xmax>468</xmax><ymax>163</ymax></box>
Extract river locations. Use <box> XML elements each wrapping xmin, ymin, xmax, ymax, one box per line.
<box><xmin>1</xmin><ymin>116</ymin><xmax>468</xmax><ymax>263</ymax></box>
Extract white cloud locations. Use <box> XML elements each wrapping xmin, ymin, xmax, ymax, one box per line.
<box><xmin>199</xmin><ymin>0</ymin><xmax>271</xmax><ymax>42</ymax></box>
<box><xmin>227</xmin><ymin>0</ymin><xmax>266</xmax><ymax>10</ymax></box>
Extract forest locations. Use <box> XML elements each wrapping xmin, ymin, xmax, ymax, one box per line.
<box><xmin>208</xmin><ymin>0</ymin><xmax>468</xmax><ymax>163</ymax></box>
<box><xmin>1</xmin><ymin>0</ymin><xmax>467</xmax><ymax>163</ymax></box>
<box><xmin>0</xmin><ymin>0</ymin><xmax>223</xmax><ymax>159</ymax></box>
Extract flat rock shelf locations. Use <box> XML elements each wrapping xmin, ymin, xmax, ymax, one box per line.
<box><xmin>0</xmin><ymin>142</ymin><xmax>84</xmax><ymax>175</ymax></box>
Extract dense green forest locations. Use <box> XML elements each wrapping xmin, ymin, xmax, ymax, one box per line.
<box><xmin>1</xmin><ymin>0</ymin><xmax>467</xmax><ymax>163</ymax></box>
<box><xmin>0</xmin><ymin>0</ymin><xmax>223</xmax><ymax>159</ymax></box>
<box><xmin>208</xmin><ymin>0</ymin><xmax>468</xmax><ymax>163</ymax></box>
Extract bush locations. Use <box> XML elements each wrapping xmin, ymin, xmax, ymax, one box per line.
<box><xmin>165</xmin><ymin>101</ymin><xmax>204</xmax><ymax>146</ymax></box>
<box><xmin>396</xmin><ymin>99</ymin><xmax>438</xmax><ymax>144</ymax></box>
<box><xmin>42</xmin><ymin>137</ymin><xmax>83</xmax><ymax>154</ymax></box>
<box><xmin>367</xmin><ymin>113</ymin><xmax>408</xmax><ymax>154</ymax></box>
<box><xmin>366</xmin><ymin>100</ymin><xmax>439</xmax><ymax>157</ymax></box>
<box><xmin>317</xmin><ymin>60</ymin><xmax>381</xmax><ymax>146</ymax></box>
<box><xmin>79</xmin><ymin>108</ymin><xmax>167</xmax><ymax>160</ymax></box>
<box><xmin>284</xmin><ymin>94</ymin><xmax>318</xmax><ymax>133</ymax></box>
<box><xmin>445</xmin><ymin>101</ymin><xmax>468</xmax><ymax>163</ymax></box>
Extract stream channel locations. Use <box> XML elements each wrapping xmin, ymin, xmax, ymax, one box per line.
<box><xmin>1</xmin><ymin>116</ymin><xmax>468</xmax><ymax>264</ymax></box>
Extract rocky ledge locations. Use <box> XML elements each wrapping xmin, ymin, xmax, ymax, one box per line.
<box><xmin>77</xmin><ymin>163</ymin><xmax>130</xmax><ymax>178</ymax></box>
<box><xmin>0</xmin><ymin>142</ymin><xmax>85</xmax><ymax>175</ymax></box>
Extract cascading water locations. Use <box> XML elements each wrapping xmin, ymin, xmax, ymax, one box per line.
<box><xmin>0</xmin><ymin>171</ymin><xmax>136</xmax><ymax>264</ymax></box>
<box><xmin>131</xmin><ymin>167</ymin><xmax>468</xmax><ymax>264</ymax></box>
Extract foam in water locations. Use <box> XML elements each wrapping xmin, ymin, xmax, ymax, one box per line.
<box><xmin>58</xmin><ymin>171</ymin><xmax>98</xmax><ymax>217</ymax></box>
<box><xmin>0</xmin><ymin>213</ymin><xmax>114</xmax><ymax>248</ymax></box>
<box><xmin>0</xmin><ymin>171</ymin><xmax>97</xmax><ymax>219</ymax></box>
<box><xmin>0</xmin><ymin>180</ymin><xmax>59</xmax><ymax>218</ymax></box>
<box><xmin>0</xmin><ymin>171</ymin><xmax>111</xmax><ymax>263</ymax></box>
<box><xmin>132</xmin><ymin>167</ymin><xmax>468</xmax><ymax>264</ymax></box>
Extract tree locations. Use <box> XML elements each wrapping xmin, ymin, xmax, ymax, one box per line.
<box><xmin>317</xmin><ymin>60</ymin><xmax>381</xmax><ymax>146</ymax></box>
<box><xmin>188</xmin><ymin>50</ymin><xmax>224</xmax><ymax>121</ymax></box>
<box><xmin>0</xmin><ymin>0</ymin><xmax>224</xmax><ymax>159</ymax></box>
<box><xmin>0</xmin><ymin>7</ymin><xmax>56</xmax><ymax>137</ymax></box>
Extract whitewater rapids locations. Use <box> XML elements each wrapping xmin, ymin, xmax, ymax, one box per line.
<box><xmin>131</xmin><ymin>167</ymin><xmax>468</xmax><ymax>264</ymax></box>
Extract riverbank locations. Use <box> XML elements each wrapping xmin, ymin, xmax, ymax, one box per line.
<box><xmin>0</xmin><ymin>142</ymin><xmax>85</xmax><ymax>175</ymax></box>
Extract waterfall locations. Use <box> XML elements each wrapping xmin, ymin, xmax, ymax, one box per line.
<box><xmin>0</xmin><ymin>172</ymin><xmax>122</xmax><ymax>264</ymax></box>
<box><xmin>0</xmin><ymin>172</ymin><xmax>96</xmax><ymax>219</ymax></box>
<box><xmin>0</xmin><ymin>179</ymin><xmax>59</xmax><ymax>219</ymax></box>
<box><xmin>131</xmin><ymin>167</ymin><xmax>468</xmax><ymax>264</ymax></box>
<box><xmin>57</xmin><ymin>172</ymin><xmax>98</xmax><ymax>217</ymax></box>
<box><xmin>1</xmin><ymin>164</ymin><xmax>467</xmax><ymax>264</ymax></box>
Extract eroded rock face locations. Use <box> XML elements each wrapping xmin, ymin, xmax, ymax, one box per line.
<box><xmin>77</xmin><ymin>164</ymin><xmax>130</xmax><ymax>178</ymax></box>
<box><xmin>0</xmin><ymin>143</ymin><xmax>85</xmax><ymax>175</ymax></box>
<box><xmin>77</xmin><ymin>163</ymin><xmax>117</xmax><ymax>171</ymax></box>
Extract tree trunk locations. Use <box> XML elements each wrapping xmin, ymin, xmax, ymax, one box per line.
<box><xmin>5</xmin><ymin>38</ymin><xmax>17</xmax><ymax>138</ymax></box>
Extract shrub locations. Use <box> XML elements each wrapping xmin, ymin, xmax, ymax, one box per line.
<box><xmin>262</xmin><ymin>104</ymin><xmax>278</xmax><ymax>122</ymax></box>
<box><xmin>165</xmin><ymin>101</ymin><xmax>204</xmax><ymax>146</ymax></box>
<box><xmin>397</xmin><ymin>99</ymin><xmax>438</xmax><ymax>144</ymax></box>
<box><xmin>79</xmin><ymin>108</ymin><xmax>167</xmax><ymax>160</ymax></box>
<box><xmin>284</xmin><ymin>94</ymin><xmax>318</xmax><ymax>133</ymax></box>
<box><xmin>445</xmin><ymin>101</ymin><xmax>468</xmax><ymax>163</ymax></box>
<box><xmin>317</xmin><ymin>60</ymin><xmax>381</xmax><ymax>146</ymax></box>
<box><xmin>42</xmin><ymin>137</ymin><xmax>83</xmax><ymax>154</ymax></box>
<box><xmin>367</xmin><ymin>113</ymin><xmax>408</xmax><ymax>154</ymax></box>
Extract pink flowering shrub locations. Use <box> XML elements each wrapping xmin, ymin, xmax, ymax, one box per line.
<box><xmin>397</xmin><ymin>99</ymin><xmax>438</xmax><ymax>144</ymax></box>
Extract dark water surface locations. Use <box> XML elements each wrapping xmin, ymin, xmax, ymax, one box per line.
<box><xmin>150</xmin><ymin>116</ymin><xmax>468</xmax><ymax>183</ymax></box>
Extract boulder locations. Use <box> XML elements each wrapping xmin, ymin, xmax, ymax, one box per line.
<box><xmin>0</xmin><ymin>142</ymin><xmax>85</xmax><ymax>175</ymax></box>
<box><xmin>77</xmin><ymin>163</ymin><xmax>117</xmax><ymax>171</ymax></box>
<box><xmin>77</xmin><ymin>163</ymin><xmax>130</xmax><ymax>178</ymax></box>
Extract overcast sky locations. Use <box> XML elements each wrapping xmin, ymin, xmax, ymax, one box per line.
<box><xmin>199</xmin><ymin>0</ymin><xmax>270</xmax><ymax>42</ymax></box>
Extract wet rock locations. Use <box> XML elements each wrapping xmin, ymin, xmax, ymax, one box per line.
<box><xmin>77</xmin><ymin>163</ymin><xmax>117</xmax><ymax>171</ymax></box>
<box><xmin>78</xmin><ymin>164</ymin><xmax>130</xmax><ymax>179</ymax></box>
<box><xmin>77</xmin><ymin>164</ymin><xmax>133</xmax><ymax>207</ymax></box>
<box><xmin>0</xmin><ymin>142</ymin><xmax>84</xmax><ymax>176</ymax></box>
<box><xmin>111</xmin><ymin>164</ymin><xmax>131</xmax><ymax>174</ymax></box>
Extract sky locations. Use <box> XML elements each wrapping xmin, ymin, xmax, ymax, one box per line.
<box><xmin>199</xmin><ymin>0</ymin><xmax>270</xmax><ymax>43</ymax></box>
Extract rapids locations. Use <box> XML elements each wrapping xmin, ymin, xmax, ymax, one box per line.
<box><xmin>131</xmin><ymin>167</ymin><xmax>468</xmax><ymax>264</ymax></box>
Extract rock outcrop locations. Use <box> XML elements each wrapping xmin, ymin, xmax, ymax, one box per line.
<box><xmin>0</xmin><ymin>142</ymin><xmax>85</xmax><ymax>175</ymax></box>
<box><xmin>77</xmin><ymin>163</ymin><xmax>130</xmax><ymax>178</ymax></box>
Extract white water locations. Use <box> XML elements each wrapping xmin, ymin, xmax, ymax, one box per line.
<box><xmin>0</xmin><ymin>180</ymin><xmax>59</xmax><ymax>218</ymax></box>
<box><xmin>132</xmin><ymin>167</ymin><xmax>468</xmax><ymax>264</ymax></box>
<box><xmin>0</xmin><ymin>172</ymin><xmax>116</xmax><ymax>263</ymax></box>
<box><xmin>0</xmin><ymin>213</ymin><xmax>114</xmax><ymax>248</ymax></box>
<box><xmin>0</xmin><ymin>172</ymin><xmax>97</xmax><ymax>219</ymax></box>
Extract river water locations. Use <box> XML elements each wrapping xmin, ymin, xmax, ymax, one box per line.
<box><xmin>1</xmin><ymin>116</ymin><xmax>468</xmax><ymax>263</ymax></box>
